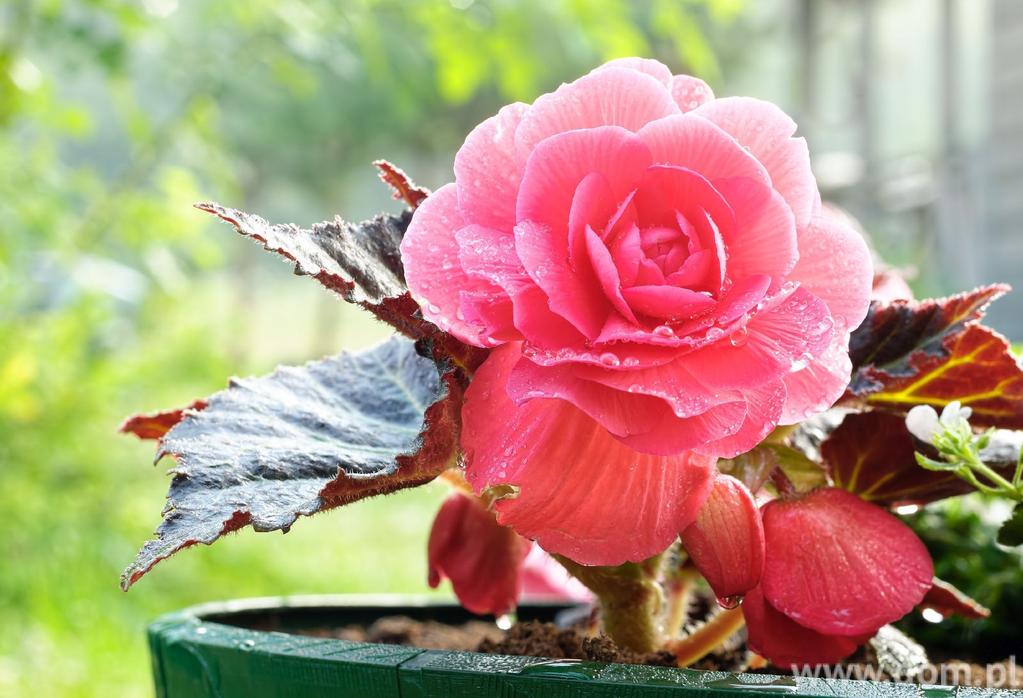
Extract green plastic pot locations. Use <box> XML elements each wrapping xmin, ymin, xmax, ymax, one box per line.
<box><xmin>148</xmin><ymin>595</ymin><xmax>1009</xmax><ymax>697</ymax></box>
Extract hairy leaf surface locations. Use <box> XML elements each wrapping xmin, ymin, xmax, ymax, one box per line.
<box><xmin>122</xmin><ymin>337</ymin><xmax>461</xmax><ymax>590</ymax></box>
<box><xmin>196</xmin><ymin>201</ymin><xmax>486</xmax><ymax>371</ymax></box>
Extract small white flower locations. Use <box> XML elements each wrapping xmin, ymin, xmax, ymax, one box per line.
<box><xmin>906</xmin><ymin>405</ymin><xmax>940</xmax><ymax>443</ymax></box>
<box><xmin>939</xmin><ymin>400</ymin><xmax>973</xmax><ymax>429</ymax></box>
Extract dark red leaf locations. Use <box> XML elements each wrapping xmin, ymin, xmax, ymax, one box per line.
<box><xmin>821</xmin><ymin>411</ymin><xmax>983</xmax><ymax>505</ymax></box>
<box><xmin>195</xmin><ymin>202</ymin><xmax>486</xmax><ymax>372</ymax></box>
<box><xmin>373</xmin><ymin>159</ymin><xmax>430</xmax><ymax>210</ymax></box>
<box><xmin>919</xmin><ymin>578</ymin><xmax>991</xmax><ymax>620</ymax></box>
<box><xmin>849</xmin><ymin>284</ymin><xmax>1007</xmax><ymax>373</ymax></box>
<box><xmin>847</xmin><ymin>285</ymin><xmax>1023</xmax><ymax>429</ymax></box>
<box><xmin>119</xmin><ymin>400</ymin><xmax>208</xmax><ymax>441</ymax></box>
<box><xmin>122</xmin><ymin>337</ymin><xmax>462</xmax><ymax>590</ymax></box>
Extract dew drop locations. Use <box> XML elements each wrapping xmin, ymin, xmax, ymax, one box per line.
<box><xmin>653</xmin><ymin>325</ymin><xmax>675</xmax><ymax>338</ymax></box>
<box><xmin>622</xmin><ymin>357</ymin><xmax>640</xmax><ymax>368</ymax></box>
<box><xmin>427</xmin><ymin>303</ymin><xmax>441</xmax><ymax>314</ymax></box>
<box><xmin>716</xmin><ymin>594</ymin><xmax>743</xmax><ymax>610</ymax></box>
<box><xmin>706</xmin><ymin>327</ymin><xmax>724</xmax><ymax>342</ymax></box>
<box><xmin>729</xmin><ymin>326</ymin><xmax>749</xmax><ymax>347</ymax></box>
<box><xmin>599</xmin><ymin>352</ymin><xmax>621</xmax><ymax>367</ymax></box>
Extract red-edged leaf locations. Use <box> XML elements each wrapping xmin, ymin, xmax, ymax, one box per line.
<box><xmin>848</xmin><ymin>285</ymin><xmax>1023</xmax><ymax>428</ymax></box>
<box><xmin>850</xmin><ymin>284</ymin><xmax>1007</xmax><ymax>373</ymax></box>
<box><xmin>374</xmin><ymin>159</ymin><xmax>430</xmax><ymax>210</ymax></box>
<box><xmin>122</xmin><ymin>337</ymin><xmax>462</xmax><ymax>590</ymax></box>
<box><xmin>821</xmin><ymin>411</ymin><xmax>982</xmax><ymax>505</ymax></box>
<box><xmin>860</xmin><ymin>324</ymin><xmax>1023</xmax><ymax>429</ymax></box>
<box><xmin>195</xmin><ymin>201</ymin><xmax>486</xmax><ymax>372</ymax></box>
<box><xmin>119</xmin><ymin>400</ymin><xmax>208</xmax><ymax>441</ymax></box>
<box><xmin>919</xmin><ymin>578</ymin><xmax>991</xmax><ymax>619</ymax></box>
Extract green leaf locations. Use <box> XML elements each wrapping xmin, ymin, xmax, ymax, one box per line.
<box><xmin>121</xmin><ymin>336</ymin><xmax>463</xmax><ymax>590</ymax></box>
<box><xmin>997</xmin><ymin>505</ymin><xmax>1023</xmax><ymax>547</ymax></box>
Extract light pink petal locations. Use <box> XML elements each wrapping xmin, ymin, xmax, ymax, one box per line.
<box><xmin>680</xmin><ymin>474</ymin><xmax>765</xmax><ymax>600</ymax></box>
<box><xmin>568</xmin><ymin>172</ymin><xmax>617</xmax><ymax>271</ymax></box>
<box><xmin>684</xmin><ymin>287</ymin><xmax>834</xmax><ymax>391</ymax></box>
<box><xmin>520</xmin><ymin>546</ymin><xmax>593</xmax><ymax>602</ymax></box>
<box><xmin>515</xmin><ymin>67</ymin><xmax>679</xmax><ymax>156</ymax></box>
<box><xmin>515</xmin><ymin>219</ymin><xmax>610</xmax><ymax>339</ymax></box>
<box><xmin>401</xmin><ymin>183</ymin><xmax>495</xmax><ymax>346</ymax></box>
<box><xmin>671</xmin><ymin>74</ymin><xmax>715</xmax><ymax>112</ymax></box>
<box><xmin>779</xmin><ymin>332</ymin><xmax>853</xmax><ymax>424</ymax></box>
<box><xmin>665</xmin><ymin>249</ymin><xmax>714</xmax><ymax>289</ymax></box>
<box><xmin>694</xmin><ymin>96</ymin><xmax>818</xmax><ymax>229</ymax></box>
<box><xmin>459</xmin><ymin>291</ymin><xmax>520</xmax><ymax>343</ymax></box>
<box><xmin>454</xmin><ymin>102</ymin><xmax>529</xmax><ymax>231</ymax></box>
<box><xmin>600</xmin><ymin>57</ymin><xmax>673</xmax><ymax>86</ymax></box>
<box><xmin>511</xmin><ymin>285</ymin><xmax>588</xmax><ymax>349</ymax></box>
<box><xmin>462</xmin><ymin>344</ymin><xmax>717</xmax><ymax>565</ymax></box>
<box><xmin>622</xmin><ymin>285</ymin><xmax>716</xmax><ymax>321</ymax></box>
<box><xmin>584</xmin><ymin>226</ymin><xmax>637</xmax><ymax>323</ymax></box>
<box><xmin>713</xmin><ymin>177</ymin><xmax>799</xmax><ymax>284</ymax></box>
<box><xmin>517</xmin><ymin>126</ymin><xmax>652</xmax><ymax>234</ymax></box>
<box><xmin>696</xmin><ymin>380</ymin><xmax>786</xmax><ymax>459</ymax></box>
<box><xmin>789</xmin><ymin>209</ymin><xmax>873</xmax><ymax>332</ymax></box>
<box><xmin>761</xmin><ymin>488</ymin><xmax>934</xmax><ymax>636</ymax></box>
<box><xmin>428</xmin><ymin>492</ymin><xmax>531</xmax><ymax>616</ymax></box>
<box><xmin>456</xmin><ymin>224</ymin><xmax>530</xmax><ymax>293</ymax></box>
<box><xmin>714</xmin><ymin>274</ymin><xmax>771</xmax><ymax>325</ymax></box>
<box><xmin>610</xmin><ymin>223</ymin><xmax>643</xmax><ymax>287</ymax></box>
<box><xmin>637</xmin><ymin>114</ymin><xmax>770</xmax><ymax>186</ymax></box>
<box><xmin>743</xmin><ymin>587</ymin><xmax>868</xmax><ymax>668</ymax></box>
<box><xmin>507</xmin><ymin>356</ymin><xmax>747</xmax><ymax>456</ymax></box>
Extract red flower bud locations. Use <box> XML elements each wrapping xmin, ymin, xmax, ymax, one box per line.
<box><xmin>427</xmin><ymin>492</ymin><xmax>530</xmax><ymax>616</ymax></box>
<box><xmin>680</xmin><ymin>473</ymin><xmax>765</xmax><ymax>601</ymax></box>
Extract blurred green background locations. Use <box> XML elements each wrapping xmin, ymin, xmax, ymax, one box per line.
<box><xmin>1</xmin><ymin>0</ymin><xmax>1019</xmax><ymax>695</ymax></box>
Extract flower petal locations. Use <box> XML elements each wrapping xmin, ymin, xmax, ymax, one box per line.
<box><xmin>462</xmin><ymin>344</ymin><xmax>716</xmax><ymax>565</ymax></box>
<box><xmin>761</xmin><ymin>487</ymin><xmax>934</xmax><ymax>636</ymax></box>
<box><xmin>428</xmin><ymin>492</ymin><xmax>530</xmax><ymax>616</ymax></box>
<box><xmin>601</xmin><ymin>57</ymin><xmax>673</xmax><ymax>86</ymax></box>
<box><xmin>401</xmin><ymin>183</ymin><xmax>496</xmax><ymax>346</ymax></box>
<box><xmin>671</xmin><ymin>74</ymin><xmax>715</xmax><ymax>112</ymax></box>
<box><xmin>743</xmin><ymin>586</ymin><xmax>867</xmax><ymax>668</ymax></box>
<box><xmin>789</xmin><ymin>209</ymin><xmax>873</xmax><ymax>332</ymax></box>
<box><xmin>779</xmin><ymin>332</ymin><xmax>852</xmax><ymax>424</ymax></box>
<box><xmin>455</xmin><ymin>102</ymin><xmax>528</xmax><ymax>231</ymax></box>
<box><xmin>637</xmin><ymin>114</ymin><xmax>770</xmax><ymax>188</ymax></box>
<box><xmin>622</xmin><ymin>285</ymin><xmax>717</xmax><ymax>321</ymax></box>
<box><xmin>680</xmin><ymin>474</ymin><xmax>765</xmax><ymax>599</ymax></box>
<box><xmin>713</xmin><ymin>177</ymin><xmax>799</xmax><ymax>285</ymax></box>
<box><xmin>694</xmin><ymin>97</ymin><xmax>818</xmax><ymax>229</ymax></box>
<box><xmin>515</xmin><ymin>66</ymin><xmax>679</xmax><ymax>156</ymax></box>
<box><xmin>696</xmin><ymin>381</ymin><xmax>786</xmax><ymax>459</ymax></box>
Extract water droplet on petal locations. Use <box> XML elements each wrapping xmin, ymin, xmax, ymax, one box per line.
<box><xmin>716</xmin><ymin>594</ymin><xmax>743</xmax><ymax>610</ymax></box>
<box><xmin>653</xmin><ymin>325</ymin><xmax>675</xmax><ymax>338</ymax></box>
<box><xmin>622</xmin><ymin>357</ymin><xmax>640</xmax><ymax>368</ymax></box>
<box><xmin>729</xmin><ymin>326</ymin><xmax>749</xmax><ymax>347</ymax></box>
<box><xmin>599</xmin><ymin>352</ymin><xmax>621</xmax><ymax>367</ymax></box>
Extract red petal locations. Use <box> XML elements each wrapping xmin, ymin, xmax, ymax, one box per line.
<box><xmin>680</xmin><ymin>474</ymin><xmax>765</xmax><ymax>599</ymax></box>
<box><xmin>761</xmin><ymin>488</ymin><xmax>933</xmax><ymax>636</ymax></box>
<box><xmin>919</xmin><ymin>578</ymin><xmax>991</xmax><ymax>620</ymax></box>
<box><xmin>428</xmin><ymin>492</ymin><xmax>530</xmax><ymax>616</ymax></box>
<box><xmin>743</xmin><ymin>586</ymin><xmax>867</xmax><ymax>668</ymax></box>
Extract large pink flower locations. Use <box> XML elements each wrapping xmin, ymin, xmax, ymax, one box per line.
<box><xmin>401</xmin><ymin>58</ymin><xmax>873</xmax><ymax>565</ymax></box>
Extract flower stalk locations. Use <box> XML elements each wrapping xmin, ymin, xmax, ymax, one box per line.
<box><xmin>554</xmin><ymin>553</ymin><xmax>665</xmax><ymax>654</ymax></box>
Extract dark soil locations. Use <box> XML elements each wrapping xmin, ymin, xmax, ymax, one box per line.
<box><xmin>300</xmin><ymin>615</ymin><xmax>1020</xmax><ymax>688</ymax></box>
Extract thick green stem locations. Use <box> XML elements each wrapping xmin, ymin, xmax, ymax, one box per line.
<box><xmin>554</xmin><ymin>553</ymin><xmax>665</xmax><ymax>654</ymax></box>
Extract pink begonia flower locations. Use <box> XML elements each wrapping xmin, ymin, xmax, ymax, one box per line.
<box><xmin>428</xmin><ymin>492</ymin><xmax>590</xmax><ymax>615</ymax></box>
<box><xmin>401</xmin><ymin>58</ymin><xmax>873</xmax><ymax>565</ymax></box>
<box><xmin>744</xmin><ymin>487</ymin><xmax>933</xmax><ymax>666</ymax></box>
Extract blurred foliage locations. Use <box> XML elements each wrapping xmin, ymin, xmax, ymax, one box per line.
<box><xmin>900</xmin><ymin>496</ymin><xmax>1023</xmax><ymax>661</ymax></box>
<box><xmin>0</xmin><ymin>0</ymin><xmax>742</xmax><ymax>695</ymax></box>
